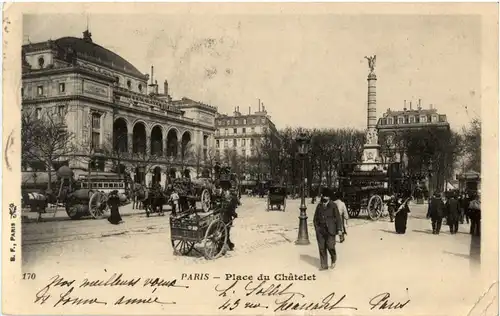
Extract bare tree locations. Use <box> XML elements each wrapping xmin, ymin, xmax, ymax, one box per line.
<box><xmin>21</xmin><ymin>106</ymin><xmax>76</xmax><ymax>191</ymax></box>
<box><xmin>462</xmin><ymin>118</ymin><xmax>481</xmax><ymax>172</ymax></box>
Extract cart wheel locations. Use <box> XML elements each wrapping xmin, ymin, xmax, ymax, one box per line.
<box><xmin>203</xmin><ymin>219</ymin><xmax>227</xmax><ymax>260</ymax></box>
<box><xmin>201</xmin><ymin>189</ymin><xmax>211</xmax><ymax>212</ymax></box>
<box><xmin>89</xmin><ymin>191</ymin><xmax>110</xmax><ymax>219</ymax></box>
<box><xmin>171</xmin><ymin>239</ymin><xmax>195</xmax><ymax>255</ymax></box>
<box><xmin>367</xmin><ymin>195</ymin><xmax>383</xmax><ymax>220</ymax></box>
<box><xmin>65</xmin><ymin>202</ymin><xmax>84</xmax><ymax>220</ymax></box>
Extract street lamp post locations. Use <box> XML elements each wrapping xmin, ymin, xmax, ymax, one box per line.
<box><xmin>295</xmin><ymin>133</ymin><xmax>311</xmax><ymax>245</ymax></box>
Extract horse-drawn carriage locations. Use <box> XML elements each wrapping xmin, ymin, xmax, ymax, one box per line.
<box><xmin>339</xmin><ymin>162</ymin><xmax>406</xmax><ymax>221</ymax></box>
<box><xmin>267</xmin><ymin>186</ymin><xmax>287</xmax><ymax>211</ymax></box>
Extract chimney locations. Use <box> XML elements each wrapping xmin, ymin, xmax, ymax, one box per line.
<box><xmin>164</xmin><ymin>80</ymin><xmax>169</xmax><ymax>96</ymax></box>
<box><xmin>418</xmin><ymin>98</ymin><xmax>422</xmax><ymax>110</ymax></box>
<box><xmin>150</xmin><ymin>66</ymin><xmax>154</xmax><ymax>85</ymax></box>
<box><xmin>154</xmin><ymin>80</ymin><xmax>158</xmax><ymax>94</ymax></box>
<box><xmin>409</xmin><ymin>101</ymin><xmax>412</xmax><ymax>110</ymax></box>
<box><xmin>403</xmin><ymin>100</ymin><xmax>407</xmax><ymax>111</ymax></box>
<box><xmin>430</xmin><ymin>104</ymin><xmax>433</xmax><ymax>110</ymax></box>
<box><xmin>262</xmin><ymin>103</ymin><xmax>265</xmax><ymax>112</ymax></box>
<box><xmin>248</xmin><ymin>106</ymin><xmax>251</xmax><ymax>115</ymax></box>
<box><xmin>258</xmin><ymin>99</ymin><xmax>261</xmax><ymax>112</ymax></box>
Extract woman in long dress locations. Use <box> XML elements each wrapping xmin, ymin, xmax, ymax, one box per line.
<box><xmin>107</xmin><ymin>190</ymin><xmax>123</xmax><ymax>225</ymax></box>
<box><xmin>394</xmin><ymin>192</ymin><xmax>411</xmax><ymax>234</ymax></box>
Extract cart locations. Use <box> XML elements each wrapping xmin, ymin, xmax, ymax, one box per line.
<box><xmin>170</xmin><ymin>210</ymin><xmax>228</xmax><ymax>260</ymax></box>
<box><xmin>267</xmin><ymin>186</ymin><xmax>287</xmax><ymax>211</ymax></box>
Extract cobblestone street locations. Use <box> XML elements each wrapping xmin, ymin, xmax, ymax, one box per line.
<box><xmin>20</xmin><ymin>197</ymin><xmax>490</xmax><ymax>315</ymax></box>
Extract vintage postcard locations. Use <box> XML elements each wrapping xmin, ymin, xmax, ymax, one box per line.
<box><xmin>2</xmin><ymin>2</ymin><xmax>498</xmax><ymax>315</ymax></box>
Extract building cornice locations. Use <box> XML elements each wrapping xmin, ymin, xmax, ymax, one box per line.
<box><xmin>22</xmin><ymin>95</ymin><xmax>215</xmax><ymax>131</ymax></box>
<box><xmin>22</xmin><ymin>65</ymin><xmax>116</xmax><ymax>82</ymax></box>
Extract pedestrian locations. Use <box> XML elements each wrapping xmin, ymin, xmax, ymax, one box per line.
<box><xmin>169</xmin><ymin>189</ymin><xmax>179</xmax><ymax>216</ymax></box>
<box><xmin>333</xmin><ymin>191</ymin><xmax>349</xmax><ymax>236</ymax></box>
<box><xmin>468</xmin><ymin>191</ymin><xmax>481</xmax><ymax>236</ymax></box>
<box><xmin>394</xmin><ymin>192</ymin><xmax>411</xmax><ymax>234</ymax></box>
<box><xmin>216</xmin><ymin>188</ymin><xmax>238</xmax><ymax>252</ymax></box>
<box><xmin>313</xmin><ymin>188</ymin><xmax>344</xmax><ymax>271</ymax></box>
<box><xmin>427</xmin><ymin>192</ymin><xmax>444</xmax><ymax>234</ymax></box>
<box><xmin>462</xmin><ymin>192</ymin><xmax>471</xmax><ymax>224</ymax></box>
<box><xmin>445</xmin><ymin>192</ymin><xmax>460</xmax><ymax>234</ymax></box>
<box><xmin>107</xmin><ymin>190</ymin><xmax>123</xmax><ymax>225</ymax></box>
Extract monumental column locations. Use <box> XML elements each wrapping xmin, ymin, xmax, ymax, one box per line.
<box><xmin>361</xmin><ymin>55</ymin><xmax>381</xmax><ymax>167</ymax></box>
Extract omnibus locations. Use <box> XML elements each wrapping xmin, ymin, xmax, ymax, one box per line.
<box><xmin>78</xmin><ymin>172</ymin><xmax>127</xmax><ymax>195</ymax></box>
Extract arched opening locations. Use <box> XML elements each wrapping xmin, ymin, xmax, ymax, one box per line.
<box><xmin>153</xmin><ymin>166</ymin><xmax>162</xmax><ymax>185</ymax></box>
<box><xmin>166</xmin><ymin>129</ymin><xmax>178</xmax><ymax>157</ymax></box>
<box><xmin>113</xmin><ymin>118</ymin><xmax>128</xmax><ymax>153</ymax></box>
<box><xmin>132</xmin><ymin>122</ymin><xmax>147</xmax><ymax>154</ymax></box>
<box><xmin>181</xmin><ymin>132</ymin><xmax>192</xmax><ymax>160</ymax></box>
<box><xmin>150</xmin><ymin>126</ymin><xmax>163</xmax><ymax>156</ymax></box>
<box><xmin>169</xmin><ymin>168</ymin><xmax>177</xmax><ymax>179</ymax></box>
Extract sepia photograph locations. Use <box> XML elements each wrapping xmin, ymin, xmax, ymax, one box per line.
<box><xmin>2</xmin><ymin>3</ymin><xmax>498</xmax><ymax>315</ymax></box>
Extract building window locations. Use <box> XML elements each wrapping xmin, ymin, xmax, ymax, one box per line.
<box><xmin>203</xmin><ymin>135</ymin><xmax>208</xmax><ymax>146</ymax></box>
<box><xmin>242</xmin><ymin>149</ymin><xmax>246</xmax><ymax>156</ymax></box>
<box><xmin>261</xmin><ymin>118</ymin><xmax>265</xmax><ymax>124</ymax></box>
<box><xmin>38</xmin><ymin>57</ymin><xmax>45</xmax><ymax>68</ymax></box>
<box><xmin>398</xmin><ymin>117</ymin><xmax>404</xmax><ymax>124</ymax></box>
<box><xmin>127</xmin><ymin>80</ymin><xmax>132</xmax><ymax>89</ymax></box>
<box><xmin>251</xmin><ymin>127</ymin><xmax>255</xmax><ymax>133</ymax></box>
<box><xmin>250</xmin><ymin>149</ymin><xmax>255</xmax><ymax>156</ymax></box>
<box><xmin>37</xmin><ymin>86</ymin><xmax>44</xmax><ymax>96</ymax></box>
<box><xmin>91</xmin><ymin>113</ymin><xmax>101</xmax><ymax>129</ymax></box>
<box><xmin>224</xmin><ymin>129</ymin><xmax>228</xmax><ymax>136</ymax></box>
<box><xmin>421</xmin><ymin>116</ymin><xmax>427</xmax><ymax>123</ymax></box>
<box><xmin>36</xmin><ymin>108</ymin><xmax>42</xmax><ymax>119</ymax></box>
<box><xmin>58</xmin><ymin>105</ymin><xmax>66</xmax><ymax>116</ymax></box>
<box><xmin>409</xmin><ymin>116</ymin><xmax>415</xmax><ymax>123</ymax></box>
<box><xmin>252</xmin><ymin>118</ymin><xmax>256</xmax><ymax>124</ymax></box>
<box><xmin>91</xmin><ymin>132</ymin><xmax>100</xmax><ymax>150</ymax></box>
<box><xmin>387</xmin><ymin>117</ymin><xmax>393</xmax><ymax>124</ymax></box>
<box><xmin>242</xmin><ymin>128</ymin><xmax>246</xmax><ymax>134</ymax></box>
<box><xmin>216</xmin><ymin>140</ymin><xmax>220</xmax><ymax>148</ymax></box>
<box><xmin>432</xmin><ymin>115</ymin><xmax>438</xmax><ymax>123</ymax></box>
<box><xmin>59</xmin><ymin>83</ymin><xmax>66</xmax><ymax>93</ymax></box>
<box><xmin>203</xmin><ymin>148</ymin><xmax>207</xmax><ymax>160</ymax></box>
<box><xmin>233</xmin><ymin>139</ymin><xmax>237</xmax><ymax>147</ymax></box>
<box><xmin>243</xmin><ymin>119</ymin><xmax>247</xmax><ymax>124</ymax></box>
<box><xmin>224</xmin><ymin>140</ymin><xmax>228</xmax><ymax>148</ymax></box>
<box><xmin>242</xmin><ymin>139</ymin><xmax>246</xmax><ymax>146</ymax></box>
<box><xmin>235</xmin><ymin>119</ymin><xmax>239</xmax><ymax>124</ymax></box>
<box><xmin>233</xmin><ymin>128</ymin><xmax>237</xmax><ymax>134</ymax></box>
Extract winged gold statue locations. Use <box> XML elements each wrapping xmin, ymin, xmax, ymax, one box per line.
<box><xmin>364</xmin><ymin>55</ymin><xmax>376</xmax><ymax>73</ymax></box>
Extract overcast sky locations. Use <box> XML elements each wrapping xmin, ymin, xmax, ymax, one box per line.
<box><xmin>23</xmin><ymin>13</ymin><xmax>481</xmax><ymax>131</ymax></box>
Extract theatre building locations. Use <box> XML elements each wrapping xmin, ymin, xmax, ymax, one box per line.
<box><xmin>21</xmin><ymin>30</ymin><xmax>217</xmax><ymax>186</ymax></box>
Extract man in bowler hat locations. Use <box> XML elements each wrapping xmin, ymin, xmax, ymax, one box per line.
<box><xmin>313</xmin><ymin>187</ymin><xmax>344</xmax><ymax>270</ymax></box>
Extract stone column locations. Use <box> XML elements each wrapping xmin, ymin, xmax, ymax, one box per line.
<box><xmin>366</xmin><ymin>72</ymin><xmax>377</xmax><ymax>144</ymax></box>
<box><xmin>128</xmin><ymin>133</ymin><xmax>133</xmax><ymax>154</ymax></box>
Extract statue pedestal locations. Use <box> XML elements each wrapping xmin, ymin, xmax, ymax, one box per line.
<box><xmin>359</xmin><ymin>143</ymin><xmax>382</xmax><ymax>171</ymax></box>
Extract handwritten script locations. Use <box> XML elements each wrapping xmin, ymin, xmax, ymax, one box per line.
<box><xmin>34</xmin><ymin>273</ymin><xmax>189</xmax><ymax>308</ymax></box>
<box><xmin>215</xmin><ymin>279</ymin><xmax>358</xmax><ymax>312</ymax></box>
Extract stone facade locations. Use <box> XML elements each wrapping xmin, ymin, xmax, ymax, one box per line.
<box><xmin>22</xmin><ymin>30</ymin><xmax>217</xmax><ymax>186</ymax></box>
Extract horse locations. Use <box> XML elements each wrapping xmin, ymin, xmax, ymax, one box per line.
<box><xmin>144</xmin><ymin>186</ymin><xmax>167</xmax><ymax>217</ymax></box>
<box><xmin>21</xmin><ymin>191</ymin><xmax>48</xmax><ymax>222</ymax></box>
<box><xmin>132</xmin><ymin>183</ymin><xmax>148</xmax><ymax>210</ymax></box>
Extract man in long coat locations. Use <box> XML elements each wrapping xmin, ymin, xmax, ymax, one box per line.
<box><xmin>427</xmin><ymin>192</ymin><xmax>444</xmax><ymax>234</ymax></box>
<box><xmin>313</xmin><ymin>188</ymin><xmax>344</xmax><ymax>271</ymax></box>
<box><xmin>445</xmin><ymin>192</ymin><xmax>460</xmax><ymax>234</ymax></box>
